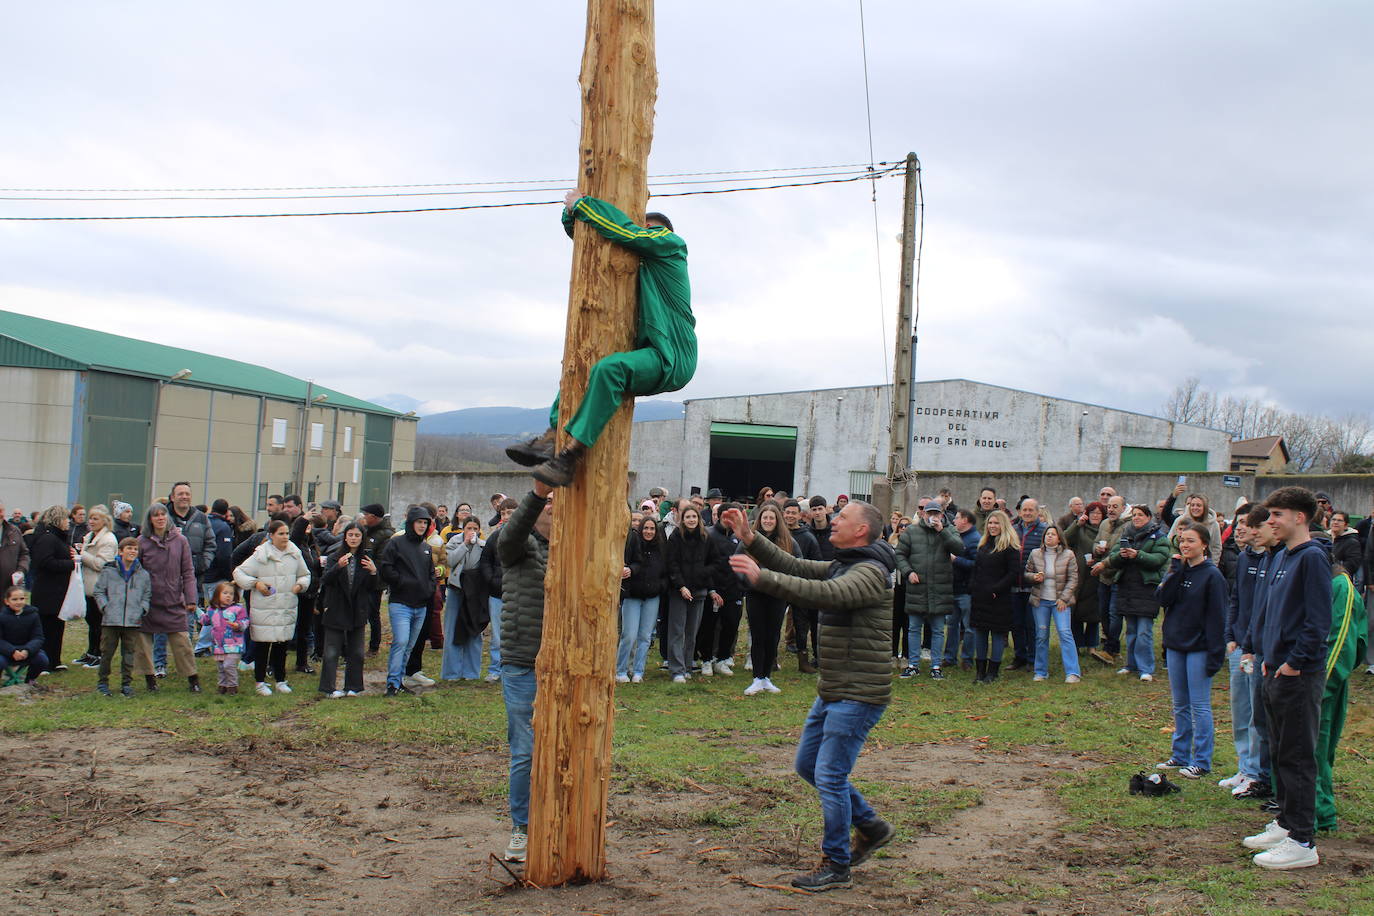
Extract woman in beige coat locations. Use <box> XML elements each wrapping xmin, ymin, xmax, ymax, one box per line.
<box><xmin>233</xmin><ymin>519</ymin><xmax>310</xmax><ymax>696</ymax></box>
<box><xmin>1026</xmin><ymin>525</ymin><xmax>1081</xmax><ymax>683</ymax></box>
<box><xmin>76</xmin><ymin>504</ymin><xmax>119</xmax><ymax>668</ymax></box>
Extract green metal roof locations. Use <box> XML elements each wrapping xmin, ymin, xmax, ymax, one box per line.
<box><xmin>0</xmin><ymin>309</ymin><xmax>400</xmax><ymax>416</ymax></box>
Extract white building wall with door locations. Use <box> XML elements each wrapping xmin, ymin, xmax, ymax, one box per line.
<box><xmin>628</xmin><ymin>379</ymin><xmax>1232</xmax><ymax>504</ymax></box>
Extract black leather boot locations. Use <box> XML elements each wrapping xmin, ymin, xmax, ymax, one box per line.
<box><xmin>145</xmin><ymin>675</ymin><xmax>159</xmax><ymax>692</ymax></box>
<box><xmin>986</xmin><ymin>660</ymin><xmax>1001</xmax><ymax>682</ymax></box>
<box><xmin>505</xmin><ymin>428</ymin><xmax>557</xmax><ymax>467</ymax></box>
<box><xmin>532</xmin><ymin>442</ymin><xmax>587</xmax><ymax>488</ymax></box>
<box><xmin>187</xmin><ymin>675</ymin><xmax>202</xmax><ymax>694</ymax></box>
<box><xmin>974</xmin><ymin>659</ymin><xmax>988</xmax><ymax>683</ymax></box>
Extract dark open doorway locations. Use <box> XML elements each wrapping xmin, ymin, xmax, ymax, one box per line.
<box><xmin>707</xmin><ymin>422</ymin><xmax>796</xmax><ymax>504</ymax></box>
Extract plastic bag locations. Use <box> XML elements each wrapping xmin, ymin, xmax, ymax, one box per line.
<box><xmin>58</xmin><ymin>569</ymin><xmax>86</xmax><ymax>621</ymax></box>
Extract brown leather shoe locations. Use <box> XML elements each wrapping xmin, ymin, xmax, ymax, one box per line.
<box><xmin>505</xmin><ymin>428</ymin><xmax>557</xmax><ymax>467</ymax></box>
<box><xmin>798</xmin><ymin>656</ymin><xmax>817</xmax><ymax>674</ymax></box>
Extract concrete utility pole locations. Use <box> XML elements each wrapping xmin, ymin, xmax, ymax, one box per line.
<box><xmin>526</xmin><ymin>0</ymin><xmax>657</xmax><ymax>886</ymax></box>
<box><xmin>874</xmin><ymin>152</ymin><xmax>920</xmax><ymax>518</ymax></box>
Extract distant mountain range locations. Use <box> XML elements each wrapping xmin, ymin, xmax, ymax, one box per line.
<box><xmin>415</xmin><ymin>400</ymin><xmax>684</xmax><ymax>436</ymax></box>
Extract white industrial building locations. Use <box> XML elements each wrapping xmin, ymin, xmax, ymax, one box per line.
<box><xmin>628</xmin><ymin>379</ymin><xmax>1231</xmax><ymax>502</ymax></box>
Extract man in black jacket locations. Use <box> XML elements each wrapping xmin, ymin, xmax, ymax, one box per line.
<box><xmin>378</xmin><ymin>505</ymin><xmax>435</xmax><ymax>697</ymax></box>
<box><xmin>496</xmin><ymin>479</ymin><xmax>554</xmax><ymax>864</ymax></box>
<box><xmin>700</xmin><ymin>503</ymin><xmax>745</xmax><ymax>676</ymax></box>
<box><xmin>785</xmin><ymin>499</ymin><xmax>822</xmax><ymax>673</ymax></box>
<box><xmin>358</xmin><ymin>505</ymin><xmax>395</xmax><ymax>654</ymax></box>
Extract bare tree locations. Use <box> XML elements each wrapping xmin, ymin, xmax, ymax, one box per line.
<box><xmin>1161</xmin><ymin>380</ymin><xmax>1374</xmax><ymax>472</ymax></box>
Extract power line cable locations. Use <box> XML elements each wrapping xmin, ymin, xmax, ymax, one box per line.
<box><xmin>858</xmin><ymin>0</ymin><xmax>890</xmax><ymax>388</ymax></box>
<box><xmin>0</xmin><ymin>167</ymin><xmax>902</xmax><ymax>221</ymax></box>
<box><xmin>0</xmin><ymin>167</ymin><xmax>875</xmax><ymax>202</ymax></box>
<box><xmin>0</xmin><ymin>162</ymin><xmax>888</xmax><ymax>194</ymax></box>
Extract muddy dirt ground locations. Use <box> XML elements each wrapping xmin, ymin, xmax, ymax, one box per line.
<box><xmin>3</xmin><ymin>729</ymin><xmax>1370</xmax><ymax>915</ymax></box>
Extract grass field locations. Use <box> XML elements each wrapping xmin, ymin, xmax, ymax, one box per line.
<box><xmin>3</xmin><ymin>617</ymin><xmax>1372</xmax><ymax>915</ymax></box>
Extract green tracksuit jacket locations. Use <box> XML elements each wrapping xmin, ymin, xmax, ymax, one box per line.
<box><xmin>550</xmin><ymin>196</ymin><xmax>697</xmax><ymax>446</ymax></box>
<box><xmin>1315</xmin><ymin>571</ymin><xmax>1366</xmax><ymax>830</ymax></box>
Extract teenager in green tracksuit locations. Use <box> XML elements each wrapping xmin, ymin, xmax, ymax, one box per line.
<box><xmin>508</xmin><ymin>192</ymin><xmax>696</xmax><ymax>487</ymax></box>
<box><xmin>1316</xmin><ymin>567</ymin><xmax>1366</xmax><ymax>831</ymax></box>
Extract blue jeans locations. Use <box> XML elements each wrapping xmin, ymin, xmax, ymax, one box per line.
<box><xmin>487</xmin><ymin>597</ymin><xmax>503</xmax><ymax>678</ymax></box>
<box><xmin>502</xmin><ymin>664</ymin><xmax>537</xmax><ymax>827</ymax></box>
<box><xmin>386</xmin><ymin>602</ymin><xmax>427</xmax><ymax>688</ymax></box>
<box><xmin>1227</xmin><ymin>648</ymin><xmax>1259</xmax><ymax>779</ymax></box>
<box><xmin>1011</xmin><ymin>591</ymin><xmax>1033</xmax><ymax>664</ymax></box>
<box><xmin>440</xmin><ymin>587</ymin><xmax>482</xmax><ymax>680</ymax></box>
<box><xmin>973</xmin><ymin>628</ymin><xmax>1006</xmax><ymax>661</ymax></box>
<box><xmin>944</xmin><ymin>594</ymin><xmax>973</xmax><ymax>667</ymax></box>
<box><xmin>794</xmin><ymin>697</ymin><xmax>887</xmax><ymax>866</ymax></box>
<box><xmin>617</xmin><ymin>595</ymin><xmax>660</xmax><ymax>677</ymax></box>
<box><xmin>1124</xmin><ymin>615</ymin><xmax>1155</xmax><ymax>675</ymax></box>
<box><xmin>1166</xmin><ymin>648</ymin><xmax>1215</xmax><ymax>770</ymax></box>
<box><xmin>1033</xmin><ymin>599</ymin><xmax>1080</xmax><ymax>678</ymax></box>
<box><xmin>908</xmin><ymin>612</ymin><xmax>950</xmax><ymax>670</ymax></box>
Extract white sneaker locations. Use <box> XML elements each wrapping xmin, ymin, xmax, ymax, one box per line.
<box><xmin>1116</xmin><ymin>667</ymin><xmax>1131</xmax><ymax>675</ymax></box>
<box><xmin>698</xmin><ymin>660</ymin><xmax>713</xmax><ymax>677</ymax></box>
<box><xmin>410</xmin><ymin>671</ymin><xmax>436</xmax><ymax>687</ymax></box>
<box><xmin>329</xmin><ymin>690</ymin><xmax>345</xmax><ymax>699</ymax></box>
<box><xmin>1065</xmin><ymin>675</ymin><xmax>1081</xmax><ymax>684</ymax></box>
<box><xmin>1366</xmin><ymin>664</ymin><xmax>1374</xmax><ymax>676</ymax></box>
<box><xmin>1219</xmin><ymin>773</ymin><xmax>1245</xmax><ymax>789</ymax></box>
<box><xmin>631</xmin><ymin>674</ymin><xmax>643</xmax><ymax>684</ymax></box>
<box><xmin>1231</xmin><ymin>776</ymin><xmax>1257</xmax><ymax>796</ymax></box>
<box><xmin>744</xmin><ymin>678</ymin><xmax>767</xmax><ymax>696</ymax></box>
<box><xmin>762</xmin><ymin>678</ymin><xmax>782</xmax><ymax>694</ymax></box>
<box><xmin>1033</xmin><ymin>675</ymin><xmax>1047</xmax><ymax>682</ymax></box>
<box><xmin>1140</xmin><ymin>673</ymin><xmax>1153</xmax><ymax>682</ymax></box>
<box><xmin>237</xmin><ymin>661</ymin><xmax>252</xmax><ymax>672</ymax></box>
<box><xmin>484</xmin><ymin>671</ymin><xmax>501</xmax><ymax>682</ymax></box>
<box><xmin>344</xmin><ymin>690</ymin><xmax>360</xmax><ymax>697</ymax></box>
<box><xmin>671</xmin><ymin>674</ymin><xmax>687</xmax><ymax>684</ymax></box>
<box><xmin>714</xmin><ymin>660</ymin><xmax>734</xmax><ymax>676</ymax></box>
<box><xmin>505</xmin><ymin>828</ymin><xmax>528</xmax><ymax>863</ymax></box>
<box><xmin>1242</xmin><ymin>820</ymin><xmax>1290</xmax><ymax>851</ymax></box>
<box><xmin>275</xmin><ymin>681</ymin><xmax>292</xmax><ymax>693</ymax></box>
<box><xmin>615</xmin><ymin>673</ymin><xmax>630</xmax><ymax>684</ymax></box>
<box><xmin>254</xmin><ymin>682</ymin><xmax>272</xmax><ymax>696</ymax></box>
<box><xmin>1253</xmin><ymin>837</ymin><xmax>1319</xmax><ymax>870</ymax></box>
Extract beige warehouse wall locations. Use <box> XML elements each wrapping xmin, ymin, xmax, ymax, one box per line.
<box><xmin>0</xmin><ymin>367</ymin><xmax>75</xmax><ymax>510</ymax></box>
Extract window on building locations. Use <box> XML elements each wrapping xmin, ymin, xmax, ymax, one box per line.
<box><xmin>352</xmin><ymin>458</ymin><xmax>360</xmax><ymax>484</ymax></box>
<box><xmin>271</xmin><ymin>418</ymin><xmax>288</xmax><ymax>448</ymax></box>
<box><xmin>343</xmin><ymin>426</ymin><xmax>353</xmax><ymax>452</ymax></box>
<box><xmin>337</xmin><ymin>483</ymin><xmax>347</xmax><ymax>504</ymax></box>
<box><xmin>307</xmin><ymin>482</ymin><xmax>319</xmax><ymax>503</ymax></box>
<box><xmin>310</xmin><ymin>422</ymin><xmax>324</xmax><ymax>451</ymax></box>
<box><xmin>257</xmin><ymin>483</ymin><xmax>268</xmax><ymax>510</ymax></box>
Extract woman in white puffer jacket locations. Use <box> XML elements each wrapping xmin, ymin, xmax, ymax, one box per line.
<box><xmin>233</xmin><ymin>519</ymin><xmax>310</xmax><ymax>696</ymax></box>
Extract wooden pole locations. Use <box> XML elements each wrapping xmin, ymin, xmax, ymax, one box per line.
<box><xmin>875</xmin><ymin>153</ymin><xmax>920</xmax><ymax>518</ymax></box>
<box><xmin>526</xmin><ymin>0</ymin><xmax>657</xmax><ymax>886</ymax></box>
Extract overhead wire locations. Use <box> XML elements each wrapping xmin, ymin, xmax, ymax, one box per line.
<box><xmin>0</xmin><ymin>167</ymin><xmax>877</xmax><ymax>202</ymax></box>
<box><xmin>0</xmin><ymin>167</ymin><xmax>903</xmax><ymax>221</ymax></box>
<box><xmin>0</xmin><ymin>162</ymin><xmax>886</xmax><ymax>195</ymax></box>
<box><xmin>857</xmin><ymin>0</ymin><xmax>890</xmax><ymax>388</ymax></box>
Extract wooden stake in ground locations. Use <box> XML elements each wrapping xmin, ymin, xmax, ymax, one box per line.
<box><xmin>526</xmin><ymin>0</ymin><xmax>657</xmax><ymax>886</ymax></box>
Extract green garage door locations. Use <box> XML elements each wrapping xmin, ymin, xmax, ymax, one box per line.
<box><xmin>362</xmin><ymin>414</ymin><xmax>394</xmax><ymax>510</ymax></box>
<box><xmin>81</xmin><ymin>371</ymin><xmax>156</xmax><ymax>509</ymax></box>
<box><xmin>1119</xmin><ymin>446</ymin><xmax>1208</xmax><ymax>473</ymax></box>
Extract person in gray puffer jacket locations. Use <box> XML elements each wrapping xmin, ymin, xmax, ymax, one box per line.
<box><xmin>93</xmin><ymin>538</ymin><xmax>152</xmax><ymax>694</ymax></box>
<box><xmin>494</xmin><ymin>479</ymin><xmax>554</xmax><ymax>865</ymax></box>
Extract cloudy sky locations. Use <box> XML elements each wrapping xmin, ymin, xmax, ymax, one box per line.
<box><xmin>3</xmin><ymin>2</ymin><xmax>1369</xmax><ymax>420</ymax></box>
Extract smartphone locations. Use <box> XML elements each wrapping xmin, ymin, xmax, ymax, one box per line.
<box><xmin>1176</xmin><ymin>475</ymin><xmax>1187</xmax><ymax>486</ymax></box>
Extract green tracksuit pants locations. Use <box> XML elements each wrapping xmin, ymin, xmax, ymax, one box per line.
<box><xmin>1314</xmin><ymin>679</ymin><xmax>1347</xmax><ymax>831</ymax></box>
<box><xmin>549</xmin><ymin>346</ymin><xmax>671</xmax><ymax>448</ymax></box>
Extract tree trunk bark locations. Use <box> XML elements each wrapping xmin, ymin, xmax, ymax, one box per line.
<box><xmin>526</xmin><ymin>0</ymin><xmax>657</xmax><ymax>886</ymax></box>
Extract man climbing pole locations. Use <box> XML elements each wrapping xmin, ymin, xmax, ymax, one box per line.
<box><xmin>506</xmin><ymin>189</ymin><xmax>696</xmax><ymax>487</ymax></box>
